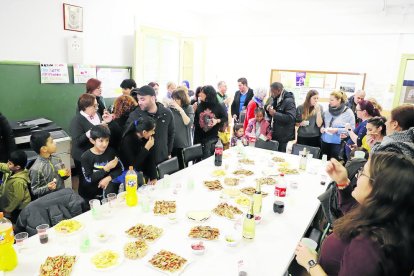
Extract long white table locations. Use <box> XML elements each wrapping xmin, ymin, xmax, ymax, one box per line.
<box><xmin>8</xmin><ymin>147</ymin><xmax>328</xmax><ymax>276</ymax></box>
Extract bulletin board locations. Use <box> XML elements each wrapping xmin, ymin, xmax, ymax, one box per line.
<box><xmin>270</xmin><ymin>69</ymin><xmax>366</xmax><ymax>105</ymax></box>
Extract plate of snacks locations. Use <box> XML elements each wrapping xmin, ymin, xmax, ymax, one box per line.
<box><xmin>39</xmin><ymin>255</ymin><xmax>76</xmax><ymax>276</ymax></box>
<box><xmin>188</xmin><ymin>226</ymin><xmax>220</xmax><ymax>240</ymax></box>
<box><xmin>54</xmin><ymin>219</ymin><xmax>83</xmax><ymax>235</ymax></box>
<box><xmin>232</xmin><ymin>169</ymin><xmax>254</xmax><ymax>176</ymax></box>
<box><xmin>278</xmin><ymin>167</ymin><xmax>299</xmax><ymax>175</ymax></box>
<box><xmin>234</xmin><ymin>196</ymin><xmax>251</xmax><ymax>208</ymax></box>
<box><xmin>125</xmin><ymin>223</ymin><xmax>163</xmax><ymax>242</ymax></box>
<box><xmin>272</xmin><ymin>156</ymin><xmax>286</xmax><ymax>163</ymax></box>
<box><xmin>213</xmin><ymin>203</ymin><xmax>243</xmax><ymax>220</ymax></box>
<box><xmin>153</xmin><ymin>200</ymin><xmax>176</xmax><ymax>215</ymax></box>
<box><xmin>240</xmin><ymin>187</ymin><xmax>269</xmax><ymax>197</ymax></box>
<box><xmin>146</xmin><ymin>250</ymin><xmax>191</xmax><ymax>275</ymax></box>
<box><xmin>212</xmin><ymin>169</ymin><xmax>226</xmax><ymax>177</ymax></box>
<box><xmin>124</xmin><ymin>239</ymin><xmax>148</xmax><ymax>259</ymax></box>
<box><xmin>224</xmin><ymin>177</ymin><xmax>240</xmax><ymax>186</ymax></box>
<box><xmin>255</xmin><ymin>177</ymin><xmax>276</xmax><ymax>185</ymax></box>
<box><xmin>238</xmin><ymin>158</ymin><xmax>255</xmax><ymax>165</ymax></box>
<box><xmin>90</xmin><ymin>250</ymin><xmax>124</xmax><ymax>271</ymax></box>
<box><xmin>203</xmin><ymin>180</ymin><xmax>223</xmax><ymax>191</ymax></box>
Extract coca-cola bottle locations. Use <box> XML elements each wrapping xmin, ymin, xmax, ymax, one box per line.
<box><xmin>214</xmin><ymin>140</ymin><xmax>223</xmax><ymax>166</ymax></box>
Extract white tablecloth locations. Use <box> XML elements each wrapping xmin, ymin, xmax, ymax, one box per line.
<box><xmin>8</xmin><ymin>147</ymin><xmax>328</xmax><ymax>276</ymax></box>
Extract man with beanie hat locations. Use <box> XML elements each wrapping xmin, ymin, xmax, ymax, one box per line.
<box><xmin>126</xmin><ymin>85</ymin><xmax>175</xmax><ymax>164</ymax></box>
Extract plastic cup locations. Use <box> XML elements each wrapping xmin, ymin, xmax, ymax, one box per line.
<box><xmin>141</xmin><ymin>197</ymin><xmax>150</xmax><ymax>213</ymax></box>
<box><xmin>36</xmin><ymin>224</ymin><xmax>49</xmax><ymax>244</ymax></box>
<box><xmin>106</xmin><ymin>193</ymin><xmax>117</xmax><ymax>207</ymax></box>
<box><xmin>89</xmin><ymin>199</ymin><xmax>101</xmax><ymax>219</ymax></box>
<box><xmin>15</xmin><ymin>232</ymin><xmax>28</xmax><ymax>251</ymax></box>
<box><xmin>101</xmin><ymin>198</ymin><xmax>112</xmax><ymax>217</ymax></box>
<box><xmin>187</xmin><ymin>178</ymin><xmax>195</xmax><ymax>190</ymax></box>
<box><xmin>301</xmin><ymin>237</ymin><xmax>318</xmax><ymax>251</ymax></box>
<box><xmin>79</xmin><ymin>233</ymin><xmax>91</xmax><ymax>252</ymax></box>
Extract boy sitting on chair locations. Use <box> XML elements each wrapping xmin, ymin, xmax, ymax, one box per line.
<box><xmin>0</xmin><ymin>150</ymin><xmax>31</xmax><ymax>223</ymax></box>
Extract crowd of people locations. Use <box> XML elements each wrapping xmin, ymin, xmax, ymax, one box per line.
<box><xmin>0</xmin><ymin>76</ymin><xmax>414</xmax><ymax>275</ymax></box>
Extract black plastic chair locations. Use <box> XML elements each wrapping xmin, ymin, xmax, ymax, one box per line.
<box><xmin>255</xmin><ymin>139</ymin><xmax>279</xmax><ymax>152</ymax></box>
<box><xmin>182</xmin><ymin>144</ymin><xmax>203</xmax><ymax>167</ymax></box>
<box><xmin>292</xmin><ymin>143</ymin><xmax>321</xmax><ymax>159</ymax></box>
<box><xmin>157</xmin><ymin>157</ymin><xmax>180</xmax><ymax>179</ymax></box>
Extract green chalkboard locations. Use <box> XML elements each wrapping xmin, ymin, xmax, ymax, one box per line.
<box><xmin>0</xmin><ymin>62</ymin><xmax>131</xmax><ymax>133</ymax></box>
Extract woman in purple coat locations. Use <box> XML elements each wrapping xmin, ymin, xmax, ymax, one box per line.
<box><xmin>295</xmin><ymin>152</ymin><xmax>414</xmax><ymax>275</ymax></box>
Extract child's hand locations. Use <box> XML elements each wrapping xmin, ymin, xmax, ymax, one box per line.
<box><xmin>98</xmin><ymin>176</ymin><xmax>112</xmax><ymax>189</ymax></box>
<box><xmin>65</xmin><ymin>168</ymin><xmax>71</xmax><ymax>176</ymax></box>
<box><xmin>47</xmin><ymin>178</ymin><xmax>57</xmax><ymax>190</ymax></box>
<box><xmin>104</xmin><ymin>157</ymin><xmax>118</xmax><ymax>171</ymax></box>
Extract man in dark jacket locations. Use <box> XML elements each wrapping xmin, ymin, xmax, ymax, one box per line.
<box><xmin>265</xmin><ymin>82</ymin><xmax>296</xmax><ymax>153</ymax></box>
<box><xmin>346</xmin><ymin>90</ymin><xmax>365</xmax><ymax>125</ymax></box>
<box><xmin>126</xmin><ymin>86</ymin><xmax>175</xmax><ymax>164</ymax></box>
<box><xmin>0</xmin><ymin>113</ymin><xmax>16</xmax><ymax>163</ymax></box>
<box><xmin>230</xmin><ymin>77</ymin><xmax>254</xmax><ymax>122</ymax></box>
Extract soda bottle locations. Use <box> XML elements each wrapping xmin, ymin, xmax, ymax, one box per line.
<box><xmin>125</xmin><ymin>166</ymin><xmax>138</xmax><ymax>207</ymax></box>
<box><xmin>274</xmin><ymin>174</ymin><xmax>287</xmax><ymax>197</ymax></box>
<box><xmin>214</xmin><ymin>140</ymin><xmax>223</xmax><ymax>167</ymax></box>
<box><xmin>242</xmin><ymin>201</ymin><xmax>255</xmax><ymax>239</ymax></box>
<box><xmin>0</xmin><ymin>212</ymin><xmax>18</xmax><ymax>271</ymax></box>
<box><xmin>253</xmin><ymin>182</ymin><xmax>262</xmax><ymax>222</ymax></box>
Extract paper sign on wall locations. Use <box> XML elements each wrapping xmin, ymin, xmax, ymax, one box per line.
<box><xmin>96</xmin><ymin>67</ymin><xmax>131</xmax><ymax>98</ymax></box>
<box><xmin>40</xmin><ymin>63</ymin><xmax>69</xmax><ymax>83</ymax></box>
<box><xmin>73</xmin><ymin>64</ymin><xmax>97</xmax><ymax>83</ymax></box>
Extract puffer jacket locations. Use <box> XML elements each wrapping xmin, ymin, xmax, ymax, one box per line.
<box><xmin>371</xmin><ymin>127</ymin><xmax>414</xmax><ymax>159</ymax></box>
<box><xmin>16</xmin><ymin>188</ymin><xmax>85</xmax><ymax>236</ymax></box>
<box><xmin>0</xmin><ymin>164</ymin><xmax>31</xmax><ymax>213</ymax></box>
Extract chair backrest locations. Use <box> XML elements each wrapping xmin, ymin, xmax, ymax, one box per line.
<box><xmin>255</xmin><ymin>139</ymin><xmax>279</xmax><ymax>152</ymax></box>
<box><xmin>157</xmin><ymin>157</ymin><xmax>180</xmax><ymax>179</ymax></box>
<box><xmin>292</xmin><ymin>143</ymin><xmax>321</xmax><ymax>158</ymax></box>
<box><xmin>182</xmin><ymin>144</ymin><xmax>203</xmax><ymax>167</ymax></box>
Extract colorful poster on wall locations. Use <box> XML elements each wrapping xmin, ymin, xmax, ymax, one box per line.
<box><xmin>96</xmin><ymin>67</ymin><xmax>131</xmax><ymax>98</ymax></box>
<box><xmin>73</xmin><ymin>64</ymin><xmax>96</xmax><ymax>83</ymax></box>
<box><xmin>40</xmin><ymin>63</ymin><xmax>69</xmax><ymax>83</ymax></box>
<box><xmin>296</xmin><ymin>72</ymin><xmax>306</xmax><ymax>86</ymax></box>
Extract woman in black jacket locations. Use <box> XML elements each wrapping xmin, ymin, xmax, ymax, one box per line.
<box><xmin>193</xmin><ymin>85</ymin><xmax>228</xmax><ymax>159</ymax></box>
<box><xmin>119</xmin><ymin>117</ymin><xmax>157</xmax><ymax>185</ymax></box>
<box><xmin>110</xmin><ymin>95</ymin><xmax>138</xmax><ymax>151</ymax></box>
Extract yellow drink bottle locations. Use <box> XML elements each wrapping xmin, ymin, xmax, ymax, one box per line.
<box><xmin>125</xmin><ymin>166</ymin><xmax>138</xmax><ymax>207</ymax></box>
<box><xmin>0</xmin><ymin>212</ymin><xmax>18</xmax><ymax>271</ymax></box>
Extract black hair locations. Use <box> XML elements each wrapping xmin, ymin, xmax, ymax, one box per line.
<box><xmin>254</xmin><ymin>107</ymin><xmax>266</xmax><ymax>116</ymax></box>
<box><xmin>120</xmin><ymin>79</ymin><xmax>137</xmax><ymax>89</ymax></box>
<box><xmin>123</xmin><ymin>116</ymin><xmax>156</xmax><ymax>138</ymax></box>
<box><xmin>270</xmin><ymin>82</ymin><xmax>284</xmax><ymax>90</ymax></box>
<box><xmin>9</xmin><ymin>150</ymin><xmax>28</xmax><ymax>168</ymax></box>
<box><xmin>90</xmin><ymin>125</ymin><xmax>111</xmax><ymax>140</ymax></box>
<box><xmin>367</xmin><ymin>116</ymin><xmax>387</xmax><ymax>136</ymax></box>
<box><xmin>233</xmin><ymin>123</ymin><xmax>244</xmax><ymax>134</ymax></box>
<box><xmin>30</xmin><ymin>131</ymin><xmax>51</xmax><ymax>154</ymax></box>
<box><xmin>200</xmin><ymin>85</ymin><xmax>219</xmax><ymax>104</ymax></box>
<box><xmin>130</xmin><ymin>88</ymin><xmax>139</xmax><ymax>102</ymax></box>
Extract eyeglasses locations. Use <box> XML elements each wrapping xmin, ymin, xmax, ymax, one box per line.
<box><xmin>356</xmin><ymin>169</ymin><xmax>375</xmax><ymax>181</ymax></box>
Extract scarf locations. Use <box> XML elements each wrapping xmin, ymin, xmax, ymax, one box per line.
<box><xmin>329</xmin><ymin>103</ymin><xmax>347</xmax><ymax>116</ymax></box>
<box><xmin>253</xmin><ymin>96</ymin><xmax>263</xmax><ymax>108</ymax></box>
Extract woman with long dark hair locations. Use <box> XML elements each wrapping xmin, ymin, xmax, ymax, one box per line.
<box><xmin>193</xmin><ymin>85</ymin><xmax>228</xmax><ymax>159</ymax></box>
<box><xmin>119</xmin><ymin>116</ymin><xmax>157</xmax><ymax>185</ymax></box>
<box><xmin>363</xmin><ymin>116</ymin><xmax>387</xmax><ymax>152</ymax></box>
<box><xmin>295</xmin><ymin>152</ymin><xmax>414</xmax><ymax>275</ymax></box>
<box><xmin>296</xmin><ymin>90</ymin><xmax>323</xmax><ymax>148</ymax></box>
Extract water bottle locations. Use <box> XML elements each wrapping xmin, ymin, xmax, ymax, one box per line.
<box><xmin>0</xmin><ymin>212</ymin><xmax>18</xmax><ymax>271</ymax></box>
<box><xmin>299</xmin><ymin>148</ymin><xmax>308</xmax><ymax>171</ymax></box>
<box><xmin>214</xmin><ymin>140</ymin><xmax>223</xmax><ymax>167</ymax></box>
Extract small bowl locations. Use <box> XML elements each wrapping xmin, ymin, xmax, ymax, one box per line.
<box><xmin>96</xmin><ymin>231</ymin><xmax>110</xmax><ymax>242</ymax></box>
<box><xmin>224</xmin><ymin>235</ymin><xmax>240</xmax><ymax>247</ymax></box>
<box><xmin>191</xmin><ymin>242</ymin><xmax>205</xmax><ymax>255</ymax></box>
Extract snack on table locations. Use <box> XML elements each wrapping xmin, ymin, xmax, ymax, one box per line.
<box><xmin>91</xmin><ymin>250</ymin><xmax>119</xmax><ymax>269</ymax></box>
<box><xmin>188</xmin><ymin>226</ymin><xmax>220</xmax><ymax>240</ymax></box>
<box><xmin>235</xmin><ymin>196</ymin><xmax>250</xmax><ymax>207</ymax></box>
<box><xmin>125</xmin><ymin>224</ymin><xmax>163</xmax><ymax>241</ymax></box>
<box><xmin>39</xmin><ymin>255</ymin><xmax>76</xmax><ymax>276</ymax></box>
<box><xmin>204</xmin><ymin>180</ymin><xmax>223</xmax><ymax>191</ymax></box>
<box><xmin>153</xmin><ymin>200</ymin><xmax>176</xmax><ymax>215</ymax></box>
<box><xmin>213</xmin><ymin>203</ymin><xmax>243</xmax><ymax>220</ymax></box>
<box><xmin>54</xmin><ymin>220</ymin><xmax>82</xmax><ymax>234</ymax></box>
<box><xmin>272</xmin><ymin>156</ymin><xmax>286</xmax><ymax>162</ymax></box>
<box><xmin>233</xmin><ymin>169</ymin><xmax>254</xmax><ymax>176</ymax></box>
<box><xmin>256</xmin><ymin>177</ymin><xmax>276</xmax><ymax>185</ymax></box>
<box><xmin>238</xmin><ymin>158</ymin><xmax>255</xmax><ymax>165</ymax></box>
<box><xmin>124</xmin><ymin>240</ymin><xmax>148</xmax><ymax>259</ymax></box>
<box><xmin>240</xmin><ymin>187</ymin><xmax>269</xmax><ymax>197</ymax></box>
<box><xmin>148</xmin><ymin>250</ymin><xmax>187</xmax><ymax>273</ymax></box>
<box><xmin>212</xmin><ymin>169</ymin><xmax>226</xmax><ymax>177</ymax></box>
<box><xmin>224</xmin><ymin>177</ymin><xmax>239</xmax><ymax>186</ymax></box>
<box><xmin>278</xmin><ymin>167</ymin><xmax>299</xmax><ymax>175</ymax></box>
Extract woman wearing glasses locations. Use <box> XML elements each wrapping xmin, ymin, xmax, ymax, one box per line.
<box><xmin>295</xmin><ymin>152</ymin><xmax>414</xmax><ymax>275</ymax></box>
